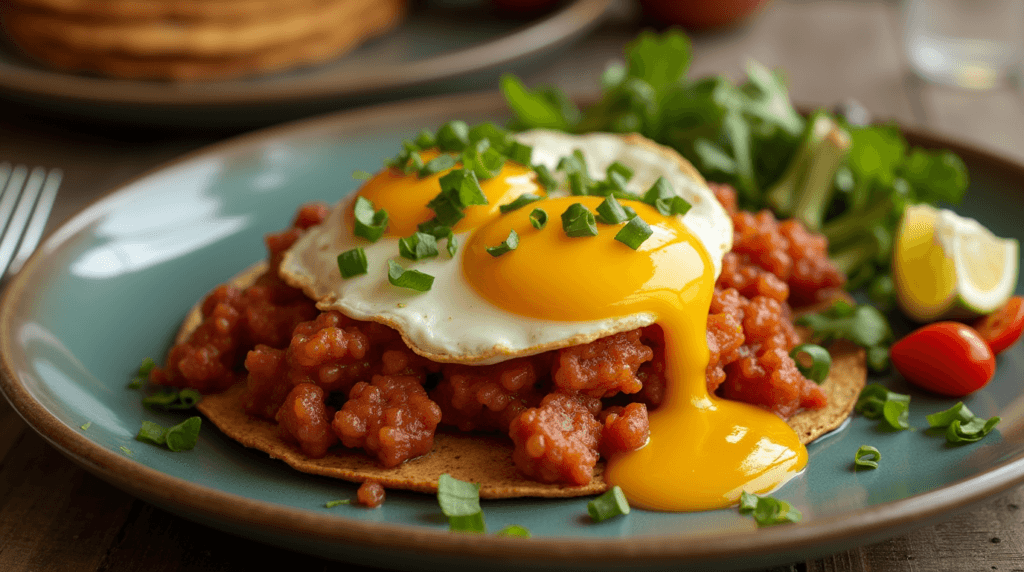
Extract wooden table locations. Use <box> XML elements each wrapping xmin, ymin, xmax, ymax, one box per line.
<box><xmin>3</xmin><ymin>0</ymin><xmax>1024</xmax><ymax>570</ymax></box>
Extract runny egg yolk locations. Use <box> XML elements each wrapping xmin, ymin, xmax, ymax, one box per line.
<box><xmin>463</xmin><ymin>196</ymin><xmax>808</xmax><ymax>511</ymax></box>
<box><xmin>354</xmin><ymin>150</ymin><xmax>540</xmax><ymax>237</ymax></box>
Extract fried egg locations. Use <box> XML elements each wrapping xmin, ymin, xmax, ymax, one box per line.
<box><xmin>280</xmin><ymin>129</ymin><xmax>807</xmax><ymax>511</ymax></box>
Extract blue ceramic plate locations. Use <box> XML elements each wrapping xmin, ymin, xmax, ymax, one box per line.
<box><xmin>0</xmin><ymin>0</ymin><xmax>610</xmax><ymax>127</ymax></box>
<box><xmin>2</xmin><ymin>92</ymin><xmax>1024</xmax><ymax>571</ymax></box>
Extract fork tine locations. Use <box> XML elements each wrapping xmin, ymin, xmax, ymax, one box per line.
<box><xmin>9</xmin><ymin>169</ymin><xmax>61</xmax><ymax>276</ymax></box>
<box><xmin>0</xmin><ymin>167</ymin><xmax>47</xmax><ymax>278</ymax></box>
<box><xmin>0</xmin><ymin>165</ymin><xmax>28</xmax><ymax>238</ymax></box>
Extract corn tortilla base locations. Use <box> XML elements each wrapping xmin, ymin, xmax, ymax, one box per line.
<box><xmin>186</xmin><ymin>262</ymin><xmax>866</xmax><ymax>498</ymax></box>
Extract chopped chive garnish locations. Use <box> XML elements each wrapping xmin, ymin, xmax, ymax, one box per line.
<box><xmin>533</xmin><ymin>164</ymin><xmax>557</xmax><ymax>191</ymax></box>
<box><xmin>419</xmin><ymin>154</ymin><xmax>457</xmax><ymax>178</ymax></box>
<box><xmin>436</xmin><ymin>120</ymin><xmax>470</xmax><ymax>152</ymax></box>
<box><xmin>414</xmin><ymin>128</ymin><xmax>436</xmax><ymax>149</ymax></box>
<box><xmin>643</xmin><ymin>177</ymin><xmax>692</xmax><ymax>216</ymax></box>
<box><xmin>464</xmin><ymin>144</ymin><xmax>506</xmax><ymax>180</ymax></box>
<box><xmin>568</xmin><ymin>171</ymin><xmax>588</xmax><ymax>196</ymax></box>
<box><xmin>738</xmin><ymin>491</ymin><xmax>802</xmax><ymax>526</ymax></box>
<box><xmin>496</xmin><ymin>525</ymin><xmax>531</xmax><ymax>538</ymax></box>
<box><xmin>614</xmin><ymin>216</ymin><xmax>653</xmax><ymax>249</ymax></box>
<box><xmin>596</xmin><ymin>195</ymin><xmax>629</xmax><ymax>224</ymax></box>
<box><xmin>506</xmin><ymin>141</ymin><xmax>533</xmax><ymax>165</ymax></box>
<box><xmin>136</xmin><ymin>420</ymin><xmax>168</xmax><ymax>446</ymax></box>
<box><xmin>128</xmin><ymin>357</ymin><xmax>156</xmax><ymax>389</ymax></box>
<box><xmin>417</xmin><ymin>222</ymin><xmax>457</xmax><ymax>257</ymax></box>
<box><xmin>352</xmin><ymin>170</ymin><xmax>372</xmax><ymax>181</ymax></box>
<box><xmin>486</xmin><ymin>230</ymin><xmax>519</xmax><ymax>257</ymax></box>
<box><xmin>588</xmin><ymin>486</ymin><xmax>630</xmax><ymax>522</ymax></box>
<box><xmin>403</xmin><ymin>152</ymin><xmax>425</xmax><ymax>175</ymax></box>
<box><xmin>854</xmin><ymin>445</ymin><xmax>881</xmax><ymax>469</ymax></box>
<box><xmin>325</xmin><ymin>499</ymin><xmax>351</xmax><ymax>508</ymax></box>
<box><xmin>499</xmin><ymin>193</ymin><xmax>543</xmax><ymax>213</ymax></box>
<box><xmin>399</xmin><ymin>232</ymin><xmax>439</xmax><ymax>261</ymax></box>
<box><xmin>789</xmin><ymin>344</ymin><xmax>832</xmax><ymax>383</ymax></box>
<box><xmin>927</xmin><ymin>402</ymin><xmax>1000</xmax><ymax>443</ymax></box>
<box><xmin>437</xmin><ymin>473</ymin><xmax>485</xmax><ymax>533</ymax></box>
<box><xmin>80</xmin><ymin>422</ymin><xmax>92</xmax><ymax>431</ymax></box>
<box><xmin>855</xmin><ymin>383</ymin><xmax>911</xmax><ymax>430</ymax></box>
<box><xmin>561</xmin><ymin>203</ymin><xmax>598</xmax><ymax>237</ymax></box>
<box><xmin>353</xmin><ymin>196</ymin><xmax>389</xmax><ymax>242</ymax></box>
<box><xmin>142</xmin><ymin>388</ymin><xmax>202</xmax><ymax>411</ymax></box>
<box><xmin>529</xmin><ymin>208</ymin><xmax>547</xmax><ymax>229</ymax></box>
<box><xmin>607</xmin><ymin>161</ymin><xmax>634</xmax><ymax>181</ymax></box>
<box><xmin>436</xmin><ymin>169</ymin><xmax>488</xmax><ymax>209</ymax></box>
<box><xmin>135</xmin><ymin>417</ymin><xmax>201</xmax><ymax>451</ymax></box>
<box><xmin>387</xmin><ymin>260</ymin><xmax>434</xmax><ymax>292</ymax></box>
<box><xmin>120</xmin><ymin>446</ymin><xmax>133</xmax><ymax>456</ymax></box>
<box><xmin>337</xmin><ymin>248</ymin><xmax>369</xmax><ymax>279</ymax></box>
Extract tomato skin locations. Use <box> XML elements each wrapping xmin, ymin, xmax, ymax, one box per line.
<box><xmin>972</xmin><ymin>296</ymin><xmax>1024</xmax><ymax>355</ymax></box>
<box><xmin>890</xmin><ymin>322</ymin><xmax>996</xmax><ymax>397</ymax></box>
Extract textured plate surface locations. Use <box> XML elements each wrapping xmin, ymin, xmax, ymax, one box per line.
<box><xmin>2</xmin><ymin>91</ymin><xmax>1024</xmax><ymax>571</ymax></box>
<box><xmin>0</xmin><ymin>0</ymin><xmax>611</xmax><ymax>127</ymax></box>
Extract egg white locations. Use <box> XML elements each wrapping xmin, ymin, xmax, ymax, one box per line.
<box><xmin>279</xmin><ymin>130</ymin><xmax>732</xmax><ymax>365</ymax></box>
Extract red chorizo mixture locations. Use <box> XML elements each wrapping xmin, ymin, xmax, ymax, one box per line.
<box><xmin>151</xmin><ymin>184</ymin><xmax>845</xmax><ymax>487</ymax></box>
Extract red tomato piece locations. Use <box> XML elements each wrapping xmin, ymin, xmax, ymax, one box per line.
<box><xmin>890</xmin><ymin>322</ymin><xmax>996</xmax><ymax>397</ymax></box>
<box><xmin>972</xmin><ymin>296</ymin><xmax>1024</xmax><ymax>356</ymax></box>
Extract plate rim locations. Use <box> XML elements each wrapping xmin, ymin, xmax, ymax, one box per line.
<box><xmin>0</xmin><ymin>0</ymin><xmax>612</xmax><ymax>107</ymax></box>
<box><xmin>2</xmin><ymin>90</ymin><xmax>1024</xmax><ymax>565</ymax></box>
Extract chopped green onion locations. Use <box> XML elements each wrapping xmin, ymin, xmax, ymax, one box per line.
<box><xmin>436</xmin><ymin>121</ymin><xmax>470</xmax><ymax>152</ymax></box>
<box><xmin>80</xmin><ymin>422</ymin><xmax>92</xmax><ymax>431</ymax></box>
<box><xmin>136</xmin><ymin>420</ymin><xmax>168</xmax><ymax>446</ymax></box>
<box><xmin>499</xmin><ymin>193</ymin><xmax>543</xmax><ymax>213</ymax></box>
<box><xmin>596</xmin><ymin>195</ymin><xmax>629</xmax><ymax>224</ymax></box>
<box><xmin>530</xmin><ymin>208</ymin><xmax>547</xmax><ymax>229</ymax></box>
<box><xmin>642</xmin><ymin>177</ymin><xmax>692</xmax><ymax>216</ymax></box>
<box><xmin>587</xmin><ymin>486</ymin><xmax>630</xmax><ymax>522</ymax></box>
<box><xmin>486</xmin><ymin>230</ymin><xmax>519</xmax><ymax>257</ymax></box>
<box><xmin>561</xmin><ymin>203</ymin><xmax>598</xmax><ymax>237</ymax></box>
<box><xmin>533</xmin><ymin>164</ymin><xmax>558</xmax><ymax>191</ymax></box>
<box><xmin>440</xmin><ymin>169</ymin><xmax>488</xmax><ymax>208</ymax></box>
<box><xmin>738</xmin><ymin>491</ymin><xmax>802</xmax><ymax>526</ymax></box>
<box><xmin>614</xmin><ymin>216</ymin><xmax>653</xmax><ymax>250</ymax></box>
<box><xmin>120</xmin><ymin>446</ymin><xmax>133</xmax><ymax>456</ymax></box>
<box><xmin>496</xmin><ymin>525</ymin><xmax>531</xmax><ymax>538</ymax></box>
<box><xmin>325</xmin><ymin>499</ymin><xmax>351</xmax><ymax>508</ymax></box>
<box><xmin>468</xmin><ymin>122</ymin><xmax>509</xmax><ymax>144</ymax></box>
<box><xmin>507</xmin><ymin>141</ymin><xmax>533</xmax><ymax>165</ymax></box>
<box><xmin>128</xmin><ymin>357</ymin><xmax>156</xmax><ymax>389</ymax></box>
<box><xmin>855</xmin><ymin>383</ymin><xmax>911</xmax><ymax>430</ymax></box>
<box><xmin>352</xmin><ymin>170</ymin><xmax>373</xmax><ymax>181</ymax></box>
<box><xmin>337</xmin><ymin>248</ymin><xmax>369</xmax><ymax>279</ymax></box>
<box><xmin>414</xmin><ymin>128</ymin><xmax>436</xmax><ymax>149</ymax></box>
<box><xmin>399</xmin><ymin>232</ymin><xmax>439</xmax><ymax>261</ymax></box>
<box><xmin>854</xmin><ymin>445</ymin><xmax>880</xmax><ymax>469</ymax></box>
<box><xmin>164</xmin><ymin>417</ymin><xmax>202</xmax><ymax>452</ymax></box>
<box><xmin>928</xmin><ymin>402</ymin><xmax>1000</xmax><ymax>443</ymax></box>
<box><xmin>419</xmin><ymin>154</ymin><xmax>457</xmax><ymax>177</ymax></box>
<box><xmin>437</xmin><ymin>473</ymin><xmax>486</xmax><ymax>533</ymax></box>
<box><xmin>402</xmin><ymin>152</ymin><xmax>424</xmax><ymax>175</ymax></box>
<box><xmin>353</xmin><ymin>196</ymin><xmax>389</xmax><ymax>242</ymax></box>
<box><xmin>789</xmin><ymin>344</ymin><xmax>832</xmax><ymax>383</ymax></box>
<box><xmin>464</xmin><ymin>145</ymin><xmax>506</xmax><ymax>180</ymax></box>
<box><xmin>142</xmin><ymin>388</ymin><xmax>202</xmax><ymax>411</ymax></box>
<box><xmin>387</xmin><ymin>260</ymin><xmax>434</xmax><ymax>292</ymax></box>
<box><xmin>607</xmin><ymin>161</ymin><xmax>634</xmax><ymax>181</ymax></box>
<box><xmin>568</xmin><ymin>171</ymin><xmax>588</xmax><ymax>196</ymax></box>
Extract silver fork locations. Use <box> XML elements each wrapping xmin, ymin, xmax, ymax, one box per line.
<box><xmin>0</xmin><ymin>163</ymin><xmax>62</xmax><ymax>278</ymax></box>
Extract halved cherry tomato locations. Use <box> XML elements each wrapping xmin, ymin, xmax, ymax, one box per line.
<box><xmin>890</xmin><ymin>322</ymin><xmax>995</xmax><ymax>397</ymax></box>
<box><xmin>972</xmin><ymin>296</ymin><xmax>1024</xmax><ymax>355</ymax></box>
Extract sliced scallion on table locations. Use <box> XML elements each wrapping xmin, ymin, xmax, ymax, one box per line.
<box><xmin>437</xmin><ymin>473</ymin><xmax>485</xmax><ymax>533</ymax></box>
<box><xmin>854</xmin><ymin>445</ymin><xmax>881</xmax><ymax>469</ymax></box>
<box><xmin>587</xmin><ymin>486</ymin><xmax>630</xmax><ymax>522</ymax></box>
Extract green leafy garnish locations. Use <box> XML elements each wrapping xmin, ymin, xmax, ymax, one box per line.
<box><xmin>561</xmin><ymin>203</ymin><xmax>598</xmax><ymax>237</ymax></box>
<box><xmin>499</xmin><ymin>193</ymin><xmax>543</xmax><ymax>213</ymax></box>
<box><xmin>496</xmin><ymin>525</ymin><xmax>531</xmax><ymax>538</ymax></box>
<box><xmin>325</xmin><ymin>499</ymin><xmax>351</xmax><ymax>508</ymax></box>
<box><xmin>642</xmin><ymin>177</ymin><xmax>691</xmax><ymax>216</ymax></box>
<box><xmin>426</xmin><ymin>169</ymin><xmax>487</xmax><ymax>228</ymax></box>
<box><xmin>387</xmin><ymin>260</ymin><xmax>434</xmax><ymax>292</ymax></box>
<box><xmin>128</xmin><ymin>357</ymin><xmax>156</xmax><ymax>389</ymax></box>
<box><xmin>337</xmin><ymin>248</ymin><xmax>368</xmax><ymax>279</ymax></box>
<box><xmin>419</xmin><ymin>154</ymin><xmax>457</xmax><ymax>177</ymax></box>
<box><xmin>437</xmin><ymin>473</ymin><xmax>485</xmax><ymax>533</ymax></box>
<box><xmin>927</xmin><ymin>402</ymin><xmax>1000</xmax><ymax>444</ymax></box>
<box><xmin>486</xmin><ymin>230</ymin><xmax>519</xmax><ymax>257</ymax></box>
<box><xmin>596</xmin><ymin>194</ymin><xmax>630</xmax><ymax>224</ymax></box>
<box><xmin>587</xmin><ymin>486</ymin><xmax>630</xmax><ymax>522</ymax></box>
<box><xmin>142</xmin><ymin>388</ymin><xmax>202</xmax><ymax>411</ymax></box>
<box><xmin>855</xmin><ymin>383</ymin><xmax>911</xmax><ymax>430</ymax></box>
<box><xmin>738</xmin><ymin>491</ymin><xmax>802</xmax><ymax>526</ymax></box>
<box><xmin>854</xmin><ymin>445</ymin><xmax>881</xmax><ymax>469</ymax></box>
<box><xmin>135</xmin><ymin>417</ymin><xmax>202</xmax><ymax>452</ymax></box>
<box><xmin>80</xmin><ymin>422</ymin><xmax>92</xmax><ymax>431</ymax></box>
<box><xmin>529</xmin><ymin>208</ymin><xmax>548</xmax><ymax>229</ymax></box>
<box><xmin>352</xmin><ymin>170</ymin><xmax>373</xmax><ymax>181</ymax></box>
<box><xmin>398</xmin><ymin>232</ymin><xmax>439</xmax><ymax>261</ymax></box>
<box><xmin>614</xmin><ymin>216</ymin><xmax>653</xmax><ymax>250</ymax></box>
<box><xmin>796</xmin><ymin>300</ymin><xmax>892</xmax><ymax>372</ymax></box>
<box><xmin>789</xmin><ymin>343</ymin><xmax>832</xmax><ymax>383</ymax></box>
<box><xmin>533</xmin><ymin>164</ymin><xmax>558</xmax><ymax>191</ymax></box>
<box><xmin>352</xmin><ymin>196</ymin><xmax>389</xmax><ymax>242</ymax></box>
<box><xmin>436</xmin><ymin>120</ymin><xmax>471</xmax><ymax>152</ymax></box>
<box><xmin>120</xmin><ymin>446</ymin><xmax>133</xmax><ymax>456</ymax></box>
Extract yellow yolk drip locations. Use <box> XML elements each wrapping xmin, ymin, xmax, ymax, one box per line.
<box><xmin>463</xmin><ymin>196</ymin><xmax>807</xmax><ymax>511</ymax></box>
<box><xmin>354</xmin><ymin>150</ymin><xmax>540</xmax><ymax>237</ymax></box>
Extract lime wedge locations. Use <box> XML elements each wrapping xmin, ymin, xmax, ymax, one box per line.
<box><xmin>893</xmin><ymin>204</ymin><xmax>1018</xmax><ymax>322</ymax></box>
